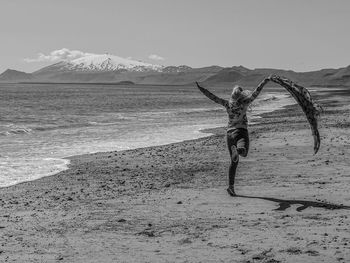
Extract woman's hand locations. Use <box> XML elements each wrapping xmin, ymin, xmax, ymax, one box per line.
<box><xmin>268</xmin><ymin>74</ymin><xmax>279</xmax><ymax>81</ymax></box>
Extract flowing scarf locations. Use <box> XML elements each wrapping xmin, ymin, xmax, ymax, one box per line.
<box><xmin>270</xmin><ymin>75</ymin><xmax>323</xmax><ymax>154</ymax></box>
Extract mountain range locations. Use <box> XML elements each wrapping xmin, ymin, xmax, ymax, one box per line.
<box><xmin>1</xmin><ymin>54</ymin><xmax>350</xmax><ymax>86</ymax></box>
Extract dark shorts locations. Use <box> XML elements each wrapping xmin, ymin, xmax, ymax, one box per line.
<box><xmin>227</xmin><ymin>128</ymin><xmax>249</xmax><ymax>157</ymax></box>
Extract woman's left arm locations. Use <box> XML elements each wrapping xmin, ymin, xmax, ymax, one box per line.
<box><xmin>243</xmin><ymin>76</ymin><xmax>273</xmax><ymax>104</ymax></box>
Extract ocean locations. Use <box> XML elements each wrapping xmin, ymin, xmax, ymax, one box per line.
<box><xmin>0</xmin><ymin>83</ymin><xmax>295</xmax><ymax>187</ymax></box>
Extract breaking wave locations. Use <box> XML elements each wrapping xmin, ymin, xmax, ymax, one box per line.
<box><xmin>0</xmin><ymin>125</ymin><xmax>33</xmax><ymax>136</ymax></box>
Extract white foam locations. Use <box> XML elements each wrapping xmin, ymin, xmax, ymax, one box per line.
<box><xmin>0</xmin><ymin>158</ymin><xmax>70</xmax><ymax>187</ymax></box>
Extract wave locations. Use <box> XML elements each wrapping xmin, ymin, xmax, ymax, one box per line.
<box><xmin>260</xmin><ymin>95</ymin><xmax>278</xmax><ymax>101</ymax></box>
<box><xmin>0</xmin><ymin>125</ymin><xmax>33</xmax><ymax>136</ymax></box>
<box><xmin>88</xmin><ymin>121</ymin><xmax>125</xmax><ymax>126</ymax></box>
<box><xmin>259</xmin><ymin>93</ymin><xmax>289</xmax><ymax>102</ymax></box>
<box><xmin>33</xmin><ymin>123</ymin><xmax>90</xmax><ymax>132</ymax></box>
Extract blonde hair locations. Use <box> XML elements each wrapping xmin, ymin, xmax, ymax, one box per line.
<box><xmin>231</xmin><ymin>85</ymin><xmax>243</xmax><ymax>99</ymax></box>
<box><xmin>230</xmin><ymin>85</ymin><xmax>250</xmax><ymax>104</ymax></box>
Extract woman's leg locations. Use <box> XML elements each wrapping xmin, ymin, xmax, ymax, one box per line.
<box><xmin>237</xmin><ymin>129</ymin><xmax>249</xmax><ymax>157</ymax></box>
<box><xmin>226</xmin><ymin>129</ymin><xmax>249</xmax><ymax>196</ymax></box>
<box><xmin>228</xmin><ymin>152</ymin><xmax>238</xmax><ymax>185</ymax></box>
<box><xmin>227</xmin><ymin>132</ymin><xmax>238</xmax><ymax>194</ymax></box>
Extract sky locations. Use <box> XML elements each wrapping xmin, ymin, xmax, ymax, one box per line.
<box><xmin>1</xmin><ymin>0</ymin><xmax>350</xmax><ymax>73</ymax></box>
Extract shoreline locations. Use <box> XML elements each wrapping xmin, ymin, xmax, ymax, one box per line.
<box><xmin>1</xmin><ymin>88</ymin><xmax>349</xmax><ymax>262</ymax></box>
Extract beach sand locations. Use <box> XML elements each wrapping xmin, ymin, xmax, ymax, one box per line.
<box><xmin>0</xmin><ymin>88</ymin><xmax>349</xmax><ymax>262</ymax></box>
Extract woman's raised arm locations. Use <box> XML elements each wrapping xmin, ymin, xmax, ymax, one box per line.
<box><xmin>243</xmin><ymin>76</ymin><xmax>272</xmax><ymax>104</ymax></box>
<box><xmin>196</xmin><ymin>82</ymin><xmax>228</xmax><ymax>107</ymax></box>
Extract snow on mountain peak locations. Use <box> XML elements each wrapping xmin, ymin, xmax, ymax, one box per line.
<box><xmin>61</xmin><ymin>54</ymin><xmax>164</xmax><ymax>72</ymax></box>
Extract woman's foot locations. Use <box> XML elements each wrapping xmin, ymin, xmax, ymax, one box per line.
<box><xmin>227</xmin><ymin>185</ymin><xmax>236</xmax><ymax>196</ymax></box>
<box><xmin>231</xmin><ymin>145</ymin><xmax>239</xmax><ymax>163</ymax></box>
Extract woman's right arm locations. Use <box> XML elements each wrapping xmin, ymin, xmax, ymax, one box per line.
<box><xmin>196</xmin><ymin>82</ymin><xmax>228</xmax><ymax>107</ymax></box>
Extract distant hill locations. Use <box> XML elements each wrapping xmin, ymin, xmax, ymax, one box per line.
<box><xmin>200</xmin><ymin>66</ymin><xmax>350</xmax><ymax>87</ymax></box>
<box><xmin>162</xmin><ymin>65</ymin><xmax>192</xmax><ymax>73</ymax></box>
<box><xmin>204</xmin><ymin>68</ymin><xmax>244</xmax><ymax>83</ymax></box>
<box><xmin>0</xmin><ymin>69</ymin><xmax>33</xmax><ymax>81</ymax></box>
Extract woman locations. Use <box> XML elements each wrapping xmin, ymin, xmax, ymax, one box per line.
<box><xmin>196</xmin><ymin>76</ymin><xmax>272</xmax><ymax>196</ymax></box>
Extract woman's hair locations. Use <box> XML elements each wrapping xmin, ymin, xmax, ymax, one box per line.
<box><xmin>229</xmin><ymin>85</ymin><xmax>250</xmax><ymax>105</ymax></box>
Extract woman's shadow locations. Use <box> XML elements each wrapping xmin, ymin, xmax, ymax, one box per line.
<box><xmin>236</xmin><ymin>194</ymin><xmax>350</xmax><ymax>212</ymax></box>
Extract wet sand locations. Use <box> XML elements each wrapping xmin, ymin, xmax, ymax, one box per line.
<box><xmin>0</xmin><ymin>88</ymin><xmax>349</xmax><ymax>262</ymax></box>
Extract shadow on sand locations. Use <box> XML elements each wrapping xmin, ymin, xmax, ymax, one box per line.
<box><xmin>236</xmin><ymin>195</ymin><xmax>350</xmax><ymax>212</ymax></box>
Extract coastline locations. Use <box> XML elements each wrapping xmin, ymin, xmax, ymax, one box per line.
<box><xmin>1</xmin><ymin>88</ymin><xmax>350</xmax><ymax>262</ymax></box>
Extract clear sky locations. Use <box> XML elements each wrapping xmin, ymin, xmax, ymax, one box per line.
<box><xmin>1</xmin><ymin>0</ymin><xmax>350</xmax><ymax>73</ymax></box>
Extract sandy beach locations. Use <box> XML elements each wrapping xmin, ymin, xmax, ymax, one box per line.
<box><xmin>0</xmin><ymin>87</ymin><xmax>349</xmax><ymax>263</ymax></box>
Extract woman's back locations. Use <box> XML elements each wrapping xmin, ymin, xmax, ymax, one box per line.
<box><xmin>226</xmin><ymin>100</ymin><xmax>250</xmax><ymax>130</ymax></box>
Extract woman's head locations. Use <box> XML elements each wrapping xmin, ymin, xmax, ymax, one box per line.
<box><xmin>231</xmin><ymin>85</ymin><xmax>244</xmax><ymax>100</ymax></box>
<box><xmin>230</xmin><ymin>85</ymin><xmax>251</xmax><ymax>106</ymax></box>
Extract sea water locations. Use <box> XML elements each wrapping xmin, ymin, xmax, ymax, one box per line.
<box><xmin>0</xmin><ymin>83</ymin><xmax>294</xmax><ymax>187</ymax></box>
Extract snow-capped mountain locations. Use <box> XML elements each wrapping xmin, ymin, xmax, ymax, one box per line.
<box><xmin>34</xmin><ymin>54</ymin><xmax>164</xmax><ymax>73</ymax></box>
